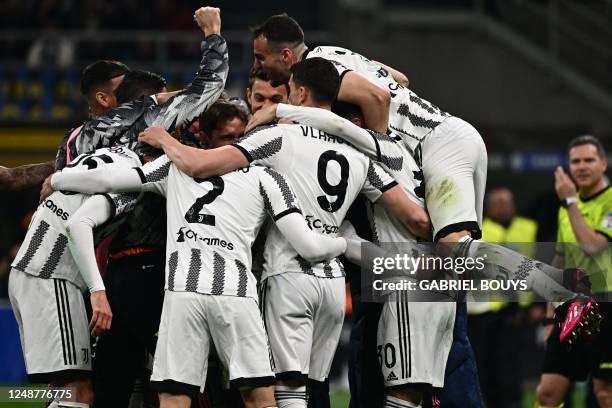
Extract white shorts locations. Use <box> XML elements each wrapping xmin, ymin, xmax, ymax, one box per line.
<box><xmin>261</xmin><ymin>273</ymin><xmax>345</xmax><ymax>382</ymax></box>
<box><xmin>377</xmin><ymin>293</ymin><xmax>455</xmax><ymax>390</ymax></box>
<box><xmin>421</xmin><ymin>116</ymin><xmax>487</xmax><ymax>241</ymax></box>
<box><xmin>8</xmin><ymin>269</ymin><xmax>91</xmax><ymax>382</ymax></box>
<box><xmin>150</xmin><ymin>291</ymin><xmax>274</xmax><ymax>397</ymax></box>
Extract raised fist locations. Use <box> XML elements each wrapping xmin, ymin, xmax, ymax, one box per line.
<box><xmin>194</xmin><ymin>7</ymin><xmax>221</xmax><ymax>37</ymax></box>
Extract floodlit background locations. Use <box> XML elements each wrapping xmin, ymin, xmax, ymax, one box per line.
<box><xmin>1</xmin><ymin>1</ymin><xmax>611</xmax><ymax>407</ymax></box>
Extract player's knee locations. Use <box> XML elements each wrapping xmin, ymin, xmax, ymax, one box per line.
<box><xmin>53</xmin><ymin>377</ymin><xmax>94</xmax><ymax>404</ymax></box>
<box><xmin>158</xmin><ymin>392</ymin><xmax>191</xmax><ymax>408</ymax></box>
<box><xmin>593</xmin><ymin>379</ymin><xmax>612</xmax><ymax>407</ymax></box>
<box><xmin>388</xmin><ymin>386</ymin><xmax>422</xmax><ymax>404</ymax></box>
<box><xmin>241</xmin><ymin>385</ymin><xmax>276</xmax><ymax>408</ymax></box>
<box><xmin>535</xmin><ymin>383</ymin><xmax>564</xmax><ymax>406</ymax></box>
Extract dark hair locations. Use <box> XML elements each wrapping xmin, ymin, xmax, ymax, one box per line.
<box><xmin>290</xmin><ymin>58</ymin><xmax>340</xmax><ymax>105</ymax></box>
<box><xmin>252</xmin><ymin>13</ymin><xmax>304</xmax><ymax>48</ymax></box>
<box><xmin>332</xmin><ymin>101</ymin><xmax>364</xmax><ymax>122</ymax></box>
<box><xmin>199</xmin><ymin>100</ymin><xmax>249</xmax><ymax>136</ymax></box>
<box><xmin>80</xmin><ymin>60</ymin><xmax>130</xmax><ymax>96</ymax></box>
<box><xmin>568</xmin><ymin>135</ymin><xmax>606</xmax><ymax>158</ymax></box>
<box><xmin>114</xmin><ymin>70</ymin><xmax>167</xmax><ymax>104</ymax></box>
<box><xmin>247</xmin><ymin>68</ymin><xmax>290</xmax><ymax>95</ymax></box>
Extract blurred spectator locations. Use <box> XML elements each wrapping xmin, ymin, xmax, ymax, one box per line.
<box><xmin>26</xmin><ymin>22</ymin><xmax>75</xmax><ymax>69</ymax></box>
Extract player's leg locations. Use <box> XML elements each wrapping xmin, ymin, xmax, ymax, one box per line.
<box><xmin>378</xmin><ymin>292</ymin><xmax>455</xmax><ymax>408</ymax></box>
<box><xmin>535</xmin><ymin>320</ymin><xmax>588</xmax><ymax>407</ymax></box>
<box><xmin>150</xmin><ymin>291</ymin><xmax>212</xmax><ymax>408</ymax></box>
<box><xmin>421</xmin><ymin>116</ymin><xmax>486</xmax><ymax>244</ymax></box>
<box><xmin>308</xmin><ymin>276</ymin><xmax>346</xmax><ymax>406</ymax></box>
<box><xmin>590</xmin><ymin>302</ymin><xmax>612</xmax><ymax>407</ymax></box>
<box><xmin>263</xmin><ymin>274</ymin><xmax>317</xmax><ymax>408</ymax></box>
<box><xmin>535</xmin><ymin>374</ymin><xmax>571</xmax><ymax>407</ymax></box>
<box><xmin>9</xmin><ymin>271</ymin><xmax>93</xmax><ymax>405</ymax></box>
<box><xmin>205</xmin><ymin>295</ymin><xmax>276</xmax><ymax>408</ymax></box>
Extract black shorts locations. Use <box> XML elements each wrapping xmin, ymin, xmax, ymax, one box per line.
<box><xmin>542</xmin><ymin>301</ymin><xmax>612</xmax><ymax>380</ymax></box>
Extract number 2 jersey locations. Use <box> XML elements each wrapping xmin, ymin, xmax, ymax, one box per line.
<box><xmin>305</xmin><ymin>46</ymin><xmax>450</xmax><ymax>153</ymax></box>
<box><xmin>12</xmin><ymin>147</ymin><xmax>142</xmax><ymax>290</ymax></box>
<box><xmin>234</xmin><ymin>123</ymin><xmax>397</xmax><ymax>279</ymax></box>
<box><xmin>135</xmin><ymin>155</ymin><xmax>301</xmax><ymax>299</ymax></box>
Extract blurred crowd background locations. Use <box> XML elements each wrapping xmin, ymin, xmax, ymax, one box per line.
<box><xmin>0</xmin><ymin>0</ymin><xmax>610</xmax><ymax>406</ymax></box>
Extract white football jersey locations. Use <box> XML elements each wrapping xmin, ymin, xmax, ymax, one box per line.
<box><xmin>306</xmin><ymin>46</ymin><xmax>450</xmax><ymax>153</ymax></box>
<box><xmin>136</xmin><ymin>155</ymin><xmax>300</xmax><ymax>299</ymax></box>
<box><xmin>12</xmin><ymin>146</ymin><xmax>142</xmax><ymax>289</ymax></box>
<box><xmin>235</xmin><ymin>123</ymin><xmax>397</xmax><ymax>279</ymax></box>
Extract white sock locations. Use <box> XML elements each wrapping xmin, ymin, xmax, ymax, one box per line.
<box><xmin>457</xmin><ymin>236</ymin><xmax>575</xmax><ymax>302</ymax></box>
<box><xmin>385</xmin><ymin>395</ymin><xmax>421</xmax><ymax>407</ymax></box>
<box><xmin>57</xmin><ymin>403</ymin><xmax>89</xmax><ymax>408</ymax></box>
<box><xmin>275</xmin><ymin>385</ymin><xmax>307</xmax><ymax>408</ymax></box>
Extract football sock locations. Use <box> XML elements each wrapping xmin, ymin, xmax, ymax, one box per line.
<box><xmin>385</xmin><ymin>395</ymin><xmax>421</xmax><ymax>407</ymax></box>
<box><xmin>275</xmin><ymin>385</ymin><xmax>307</xmax><ymax>408</ymax></box>
<box><xmin>457</xmin><ymin>236</ymin><xmax>576</xmax><ymax>302</ymax></box>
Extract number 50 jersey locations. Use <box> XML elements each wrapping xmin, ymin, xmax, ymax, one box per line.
<box><xmin>234</xmin><ymin>123</ymin><xmax>397</xmax><ymax>279</ymax></box>
<box><xmin>136</xmin><ymin>155</ymin><xmax>301</xmax><ymax>299</ymax></box>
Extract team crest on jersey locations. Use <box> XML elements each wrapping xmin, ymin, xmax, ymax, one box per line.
<box><xmin>602</xmin><ymin>211</ymin><xmax>612</xmax><ymax>229</ymax></box>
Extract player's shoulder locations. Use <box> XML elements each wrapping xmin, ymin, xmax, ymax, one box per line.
<box><xmin>596</xmin><ymin>185</ymin><xmax>612</xmax><ymax>207</ymax></box>
<box><xmin>310</xmin><ymin>45</ymin><xmax>354</xmax><ymax>57</ymax></box>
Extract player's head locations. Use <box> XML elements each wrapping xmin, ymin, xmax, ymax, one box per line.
<box><xmin>485</xmin><ymin>187</ymin><xmax>515</xmax><ymax>225</ymax></box>
<box><xmin>288</xmin><ymin>58</ymin><xmax>339</xmax><ymax>108</ymax></box>
<box><xmin>80</xmin><ymin>60</ymin><xmax>131</xmax><ymax>117</ymax></box>
<box><xmin>198</xmin><ymin>100</ymin><xmax>249</xmax><ymax>149</ymax></box>
<box><xmin>252</xmin><ymin>13</ymin><xmax>306</xmax><ymax>87</ymax></box>
<box><xmin>567</xmin><ymin>135</ymin><xmax>608</xmax><ymax>190</ymax></box>
<box><xmin>246</xmin><ymin>69</ymin><xmax>289</xmax><ymax>114</ymax></box>
<box><xmin>115</xmin><ymin>70</ymin><xmax>167</xmax><ymax>104</ymax></box>
<box><xmin>332</xmin><ymin>101</ymin><xmax>366</xmax><ymax>128</ymax></box>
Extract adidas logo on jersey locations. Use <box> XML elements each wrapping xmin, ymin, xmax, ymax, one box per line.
<box><xmin>387</xmin><ymin>371</ymin><xmax>398</xmax><ymax>382</ymax></box>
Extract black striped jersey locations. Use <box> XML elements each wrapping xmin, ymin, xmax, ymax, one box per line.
<box><xmin>54</xmin><ymin>34</ymin><xmax>229</xmax><ymax>170</ymax></box>
<box><xmin>274</xmin><ymin>104</ymin><xmax>426</xmax><ymax>244</ymax></box>
<box><xmin>305</xmin><ymin>46</ymin><xmax>450</xmax><ymax>153</ymax></box>
<box><xmin>136</xmin><ymin>155</ymin><xmax>301</xmax><ymax>299</ymax></box>
<box><xmin>234</xmin><ymin>123</ymin><xmax>397</xmax><ymax>279</ymax></box>
<box><xmin>12</xmin><ymin>147</ymin><xmax>142</xmax><ymax>290</ymax></box>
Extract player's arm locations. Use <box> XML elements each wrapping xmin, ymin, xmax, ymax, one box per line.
<box><xmin>145</xmin><ymin>7</ymin><xmax>228</xmax><ymax>131</ymax></box>
<box><xmin>361</xmin><ymin>161</ymin><xmax>431</xmax><ymax>240</ymax></box>
<box><xmin>51</xmin><ymin>155</ymin><xmax>171</xmax><ymax>196</ymax></box>
<box><xmin>337</xmin><ymin>71</ymin><xmax>390</xmax><ymax>133</ymax></box>
<box><xmin>139</xmin><ymin>126</ymin><xmax>248</xmax><ymax>178</ymax></box>
<box><xmin>0</xmin><ymin>161</ymin><xmax>55</xmax><ymax>191</ymax></box>
<box><xmin>377</xmin><ymin>185</ymin><xmax>431</xmax><ymax>240</ymax></box>
<box><xmin>272</xmin><ymin>103</ymin><xmax>404</xmax><ymax>164</ymax></box>
<box><xmin>555</xmin><ymin>167</ymin><xmax>609</xmax><ymax>255</ymax></box>
<box><xmin>259</xmin><ymin>167</ymin><xmax>347</xmax><ymax>261</ymax></box>
<box><xmin>65</xmin><ymin>195</ymin><xmax>115</xmax><ymax>335</ymax></box>
<box><xmin>372</xmin><ymin>60</ymin><xmax>409</xmax><ymax>87</ymax></box>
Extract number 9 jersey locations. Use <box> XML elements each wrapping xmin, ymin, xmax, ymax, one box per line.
<box><xmin>234</xmin><ymin>123</ymin><xmax>397</xmax><ymax>279</ymax></box>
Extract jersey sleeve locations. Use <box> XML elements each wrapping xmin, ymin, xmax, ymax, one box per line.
<box><xmin>595</xmin><ymin>204</ymin><xmax>612</xmax><ymax>241</ymax></box>
<box><xmin>134</xmin><ymin>154</ymin><xmax>171</xmax><ymax>196</ymax></box>
<box><xmin>307</xmin><ymin>47</ymin><xmax>352</xmax><ymax>78</ymax></box>
<box><xmin>257</xmin><ymin>167</ymin><xmax>302</xmax><ymax>221</ymax></box>
<box><xmin>101</xmin><ymin>192</ymin><xmax>141</xmax><ymax>217</ymax></box>
<box><xmin>145</xmin><ymin>34</ymin><xmax>229</xmax><ymax>131</ymax></box>
<box><xmin>233</xmin><ymin>124</ymin><xmax>284</xmax><ymax>167</ymax></box>
<box><xmin>361</xmin><ymin>160</ymin><xmax>398</xmax><ymax>203</ymax></box>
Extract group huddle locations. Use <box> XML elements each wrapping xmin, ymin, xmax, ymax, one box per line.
<box><xmin>8</xmin><ymin>6</ymin><xmax>603</xmax><ymax>408</ymax></box>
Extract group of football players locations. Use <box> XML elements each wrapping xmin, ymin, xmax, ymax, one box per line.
<box><xmin>2</xmin><ymin>6</ymin><xmax>604</xmax><ymax>408</ymax></box>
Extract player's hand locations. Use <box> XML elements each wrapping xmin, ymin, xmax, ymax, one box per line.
<box><xmin>139</xmin><ymin>126</ymin><xmax>173</xmax><ymax>149</ymax></box>
<box><xmin>194</xmin><ymin>7</ymin><xmax>221</xmax><ymax>37</ymax></box>
<box><xmin>338</xmin><ymin>220</ymin><xmax>358</xmax><ymax>240</ymax></box>
<box><xmin>90</xmin><ymin>290</ymin><xmax>112</xmax><ymax>336</ymax></box>
<box><xmin>554</xmin><ymin>166</ymin><xmax>577</xmax><ymax>200</ymax></box>
<box><xmin>245</xmin><ymin>104</ymin><xmax>278</xmax><ymax>133</ymax></box>
<box><xmin>39</xmin><ymin>174</ymin><xmax>55</xmax><ymax>203</ymax></box>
